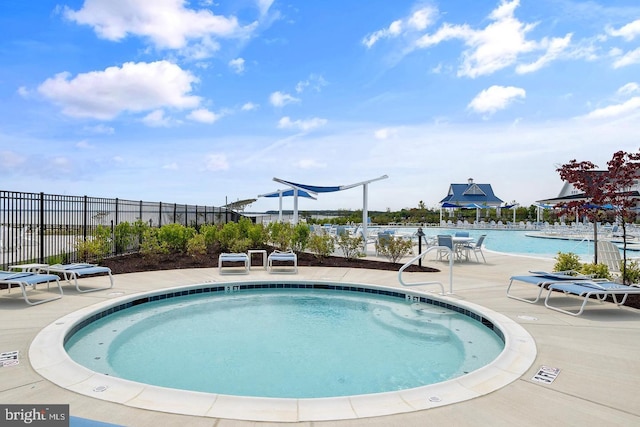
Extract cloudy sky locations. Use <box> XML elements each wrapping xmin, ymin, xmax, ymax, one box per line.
<box><xmin>1</xmin><ymin>0</ymin><xmax>639</xmax><ymax>212</ymax></box>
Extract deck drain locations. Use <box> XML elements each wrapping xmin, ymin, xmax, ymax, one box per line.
<box><xmin>93</xmin><ymin>385</ymin><xmax>108</xmax><ymax>392</ymax></box>
<box><xmin>108</xmin><ymin>292</ymin><xmax>125</xmax><ymax>297</ymax></box>
<box><xmin>428</xmin><ymin>396</ymin><xmax>442</xmax><ymax>402</ymax></box>
<box><xmin>517</xmin><ymin>315</ymin><xmax>538</xmax><ymax>321</ymax></box>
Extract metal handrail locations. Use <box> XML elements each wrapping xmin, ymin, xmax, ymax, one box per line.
<box><xmin>398</xmin><ymin>246</ymin><xmax>454</xmax><ymax>294</ymax></box>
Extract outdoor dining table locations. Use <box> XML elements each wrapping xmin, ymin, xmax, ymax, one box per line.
<box><xmin>452</xmin><ymin>236</ymin><xmax>474</xmax><ymax>260</ymax></box>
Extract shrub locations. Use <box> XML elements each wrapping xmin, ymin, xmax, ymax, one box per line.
<box><xmin>376</xmin><ymin>235</ymin><xmax>413</xmax><ymax>263</ymax></box>
<box><xmin>114</xmin><ymin>221</ymin><xmax>135</xmax><ymax>253</ymax></box>
<box><xmin>140</xmin><ymin>228</ymin><xmax>169</xmax><ymax>260</ymax></box>
<box><xmin>335</xmin><ymin>233</ymin><xmax>364</xmax><ymax>260</ymax></box>
<box><xmin>75</xmin><ymin>225</ymin><xmax>111</xmax><ymax>262</ymax></box>
<box><xmin>553</xmin><ymin>252</ymin><xmax>582</xmax><ymax>274</ymax></box>
<box><xmin>186</xmin><ymin>234</ymin><xmax>207</xmax><ymax>259</ymax></box>
<box><xmin>292</xmin><ymin>224</ymin><xmax>311</xmax><ymax>253</ymax></box>
<box><xmin>267</xmin><ymin>222</ymin><xmax>294</xmax><ymax>251</ymax></box>
<box><xmin>580</xmin><ymin>263</ymin><xmax>610</xmax><ymax>280</ymax></box>
<box><xmin>308</xmin><ymin>233</ymin><xmax>335</xmax><ymax>260</ymax></box>
<box><xmin>218</xmin><ymin>222</ymin><xmax>241</xmax><ymax>252</ymax></box>
<box><xmin>620</xmin><ymin>259</ymin><xmax>640</xmax><ymax>284</ymax></box>
<box><xmin>199</xmin><ymin>224</ymin><xmax>219</xmax><ymax>252</ymax></box>
<box><xmin>157</xmin><ymin>224</ymin><xmax>195</xmax><ymax>253</ymax></box>
<box><xmin>247</xmin><ymin>223</ymin><xmax>268</xmax><ymax>248</ymax></box>
<box><xmin>229</xmin><ymin>237</ymin><xmax>252</xmax><ymax>253</ymax></box>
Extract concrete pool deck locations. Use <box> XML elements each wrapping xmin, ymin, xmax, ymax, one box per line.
<box><xmin>1</xmin><ymin>250</ymin><xmax>639</xmax><ymax>426</ymax></box>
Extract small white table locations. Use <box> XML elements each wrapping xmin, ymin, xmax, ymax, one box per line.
<box><xmin>8</xmin><ymin>263</ymin><xmax>48</xmax><ymax>272</ymax></box>
<box><xmin>248</xmin><ymin>250</ymin><xmax>267</xmax><ymax>270</ymax></box>
<box><xmin>452</xmin><ymin>237</ymin><xmax>474</xmax><ymax>260</ymax></box>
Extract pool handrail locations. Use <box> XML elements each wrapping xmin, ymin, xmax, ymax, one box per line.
<box><xmin>398</xmin><ymin>246</ymin><xmax>453</xmax><ymax>294</ymax></box>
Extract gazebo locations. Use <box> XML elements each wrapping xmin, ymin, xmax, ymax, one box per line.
<box><xmin>439</xmin><ymin>178</ymin><xmax>504</xmax><ymax>223</ymax></box>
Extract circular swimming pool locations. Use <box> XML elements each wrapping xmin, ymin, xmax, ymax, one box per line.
<box><xmin>30</xmin><ymin>281</ymin><xmax>537</xmax><ymax>422</ymax></box>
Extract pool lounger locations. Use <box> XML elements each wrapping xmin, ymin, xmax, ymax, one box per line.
<box><xmin>506</xmin><ymin>271</ymin><xmax>592</xmax><ymax>304</ymax></box>
<box><xmin>218</xmin><ymin>253</ymin><xmax>250</xmax><ymax>275</ymax></box>
<box><xmin>0</xmin><ymin>271</ymin><xmax>63</xmax><ymax>305</ymax></box>
<box><xmin>544</xmin><ymin>280</ymin><xmax>640</xmax><ymax>316</ymax></box>
<box><xmin>42</xmin><ymin>263</ymin><xmax>114</xmax><ymax>293</ymax></box>
<box><xmin>267</xmin><ymin>250</ymin><xmax>298</xmax><ymax>274</ymax></box>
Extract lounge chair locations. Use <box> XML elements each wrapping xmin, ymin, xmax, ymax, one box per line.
<box><xmin>597</xmin><ymin>240</ymin><xmax>621</xmax><ymax>277</ymax></box>
<box><xmin>41</xmin><ymin>263</ymin><xmax>114</xmax><ymax>293</ymax></box>
<box><xmin>544</xmin><ymin>280</ymin><xmax>640</xmax><ymax>316</ymax></box>
<box><xmin>267</xmin><ymin>250</ymin><xmax>298</xmax><ymax>274</ymax></box>
<box><xmin>0</xmin><ymin>271</ymin><xmax>63</xmax><ymax>305</ymax></box>
<box><xmin>218</xmin><ymin>253</ymin><xmax>250</xmax><ymax>275</ymax></box>
<box><xmin>507</xmin><ymin>271</ymin><xmax>591</xmax><ymax>304</ymax></box>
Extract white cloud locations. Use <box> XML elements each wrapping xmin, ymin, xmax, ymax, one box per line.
<box><xmin>269</xmin><ymin>91</ymin><xmax>300</xmax><ymax>107</ymax></box>
<box><xmin>607</xmin><ymin>19</ymin><xmax>640</xmax><ymax>41</ymax></box>
<box><xmin>63</xmin><ymin>0</ymin><xmax>257</xmax><ymax>58</ymax></box>
<box><xmin>83</xmin><ymin>124</ymin><xmax>115</xmax><ymax>134</ymax></box>
<box><xmin>583</xmin><ymin>97</ymin><xmax>640</xmax><ymax>119</ymax></box>
<box><xmin>38</xmin><ymin>61</ymin><xmax>201</xmax><ymax>120</ymax></box>
<box><xmin>612</xmin><ymin>47</ymin><xmax>640</xmax><ymax>68</ymax></box>
<box><xmin>257</xmin><ymin>0</ymin><xmax>275</xmax><ymax>17</ymax></box>
<box><xmin>241</xmin><ymin>102</ymin><xmax>258</xmax><ymax>111</ymax></box>
<box><xmin>277</xmin><ymin>116</ymin><xmax>327</xmax><ymax>131</ymax></box>
<box><xmin>468</xmin><ymin>85</ymin><xmax>526</xmax><ymax>115</ymax></box>
<box><xmin>187</xmin><ymin>108</ymin><xmax>221</xmax><ymax>123</ymax></box>
<box><xmin>204</xmin><ymin>153</ymin><xmax>229</xmax><ymax>171</ymax></box>
<box><xmin>142</xmin><ymin>109</ymin><xmax>172</xmax><ymax>127</ymax></box>
<box><xmin>374</xmin><ymin>127</ymin><xmax>399</xmax><ymax>139</ymax></box>
<box><xmin>76</xmin><ymin>140</ymin><xmax>93</xmax><ymax>149</ymax></box>
<box><xmin>363</xmin><ymin>6</ymin><xmax>436</xmax><ymax>48</ymax></box>
<box><xmin>295</xmin><ymin>74</ymin><xmax>328</xmax><ymax>93</ymax></box>
<box><xmin>516</xmin><ymin>33</ymin><xmax>572</xmax><ymax>74</ymax></box>
<box><xmin>229</xmin><ymin>57</ymin><xmax>245</xmax><ymax>74</ymax></box>
<box><xmin>163</xmin><ymin>162</ymin><xmax>179</xmax><ymax>170</ymax></box>
<box><xmin>617</xmin><ymin>83</ymin><xmax>640</xmax><ymax>96</ymax></box>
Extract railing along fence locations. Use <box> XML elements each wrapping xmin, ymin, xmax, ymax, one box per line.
<box><xmin>0</xmin><ymin>191</ymin><xmax>243</xmax><ymax>269</ymax></box>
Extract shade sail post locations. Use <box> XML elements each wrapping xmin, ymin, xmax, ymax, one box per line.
<box><xmin>293</xmin><ymin>188</ymin><xmax>299</xmax><ymax>224</ymax></box>
<box><xmin>362</xmin><ymin>183</ymin><xmax>369</xmax><ymax>250</ymax></box>
<box><xmin>278</xmin><ymin>190</ymin><xmax>283</xmax><ymax>222</ymax></box>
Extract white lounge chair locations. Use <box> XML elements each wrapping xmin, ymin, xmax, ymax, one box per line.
<box><xmin>462</xmin><ymin>234</ymin><xmax>487</xmax><ymax>263</ymax></box>
<box><xmin>218</xmin><ymin>253</ymin><xmax>250</xmax><ymax>275</ymax></box>
<box><xmin>597</xmin><ymin>240</ymin><xmax>621</xmax><ymax>277</ymax></box>
<box><xmin>507</xmin><ymin>270</ymin><xmax>591</xmax><ymax>304</ymax></box>
<box><xmin>41</xmin><ymin>263</ymin><xmax>114</xmax><ymax>293</ymax></box>
<box><xmin>0</xmin><ymin>271</ymin><xmax>63</xmax><ymax>305</ymax></box>
<box><xmin>267</xmin><ymin>250</ymin><xmax>298</xmax><ymax>274</ymax></box>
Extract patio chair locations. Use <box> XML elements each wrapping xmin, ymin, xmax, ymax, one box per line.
<box><xmin>218</xmin><ymin>253</ymin><xmax>250</xmax><ymax>275</ymax></box>
<box><xmin>462</xmin><ymin>234</ymin><xmax>487</xmax><ymax>263</ymax></box>
<box><xmin>41</xmin><ymin>263</ymin><xmax>114</xmax><ymax>293</ymax></box>
<box><xmin>436</xmin><ymin>235</ymin><xmax>454</xmax><ymax>261</ymax></box>
<box><xmin>267</xmin><ymin>250</ymin><xmax>298</xmax><ymax>274</ymax></box>
<box><xmin>0</xmin><ymin>271</ymin><xmax>63</xmax><ymax>305</ymax></box>
<box><xmin>544</xmin><ymin>279</ymin><xmax>640</xmax><ymax>316</ymax></box>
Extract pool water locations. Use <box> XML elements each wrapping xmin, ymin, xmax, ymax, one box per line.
<box><xmin>65</xmin><ymin>289</ymin><xmax>504</xmax><ymax>398</ymax></box>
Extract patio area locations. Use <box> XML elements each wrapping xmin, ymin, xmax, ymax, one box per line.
<box><xmin>1</xmin><ymin>250</ymin><xmax>639</xmax><ymax>426</ymax></box>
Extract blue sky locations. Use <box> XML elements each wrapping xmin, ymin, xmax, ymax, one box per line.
<box><xmin>1</xmin><ymin>0</ymin><xmax>639</xmax><ymax>212</ymax></box>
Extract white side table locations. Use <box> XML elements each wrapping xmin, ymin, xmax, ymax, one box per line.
<box><xmin>8</xmin><ymin>263</ymin><xmax>49</xmax><ymax>272</ymax></box>
<box><xmin>247</xmin><ymin>250</ymin><xmax>267</xmax><ymax>270</ymax></box>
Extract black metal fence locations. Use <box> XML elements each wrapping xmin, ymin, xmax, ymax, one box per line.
<box><xmin>0</xmin><ymin>191</ymin><xmax>243</xmax><ymax>269</ymax></box>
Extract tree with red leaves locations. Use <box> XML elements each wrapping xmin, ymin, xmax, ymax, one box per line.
<box><xmin>557</xmin><ymin>149</ymin><xmax>640</xmax><ymax>283</ymax></box>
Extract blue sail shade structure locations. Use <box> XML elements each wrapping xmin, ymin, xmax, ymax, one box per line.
<box><xmin>258</xmin><ymin>189</ymin><xmax>316</xmax><ymax>223</ymax></box>
<box><xmin>266</xmin><ymin>175</ymin><xmax>389</xmax><ymax>244</ymax></box>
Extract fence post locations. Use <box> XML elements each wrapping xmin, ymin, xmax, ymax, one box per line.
<box><xmin>184</xmin><ymin>204</ymin><xmax>188</xmax><ymax>227</ymax></box>
<box><xmin>39</xmin><ymin>192</ymin><xmax>44</xmax><ymax>264</ymax></box>
<box><xmin>83</xmin><ymin>195</ymin><xmax>88</xmax><ymax>241</ymax></box>
<box><xmin>158</xmin><ymin>202</ymin><xmax>162</xmax><ymax>227</ymax></box>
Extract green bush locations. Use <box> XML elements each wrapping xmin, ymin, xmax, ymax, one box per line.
<box><xmin>292</xmin><ymin>224</ymin><xmax>311</xmax><ymax>253</ymax></box>
<box><xmin>580</xmin><ymin>263</ymin><xmax>610</xmax><ymax>280</ymax></box>
<box><xmin>75</xmin><ymin>225</ymin><xmax>111</xmax><ymax>262</ymax></box>
<box><xmin>267</xmin><ymin>222</ymin><xmax>294</xmax><ymax>251</ymax></box>
<box><xmin>308</xmin><ymin>233</ymin><xmax>335</xmax><ymax>260</ymax></box>
<box><xmin>621</xmin><ymin>259</ymin><xmax>640</xmax><ymax>284</ymax></box>
<box><xmin>199</xmin><ymin>224</ymin><xmax>219</xmax><ymax>252</ymax></box>
<box><xmin>553</xmin><ymin>252</ymin><xmax>582</xmax><ymax>274</ymax></box>
<box><xmin>157</xmin><ymin>224</ymin><xmax>195</xmax><ymax>253</ymax></box>
<box><xmin>114</xmin><ymin>221</ymin><xmax>135</xmax><ymax>253</ymax></box>
<box><xmin>376</xmin><ymin>235</ymin><xmax>413</xmax><ymax>263</ymax></box>
<box><xmin>140</xmin><ymin>228</ymin><xmax>169</xmax><ymax>260</ymax></box>
<box><xmin>247</xmin><ymin>223</ymin><xmax>268</xmax><ymax>248</ymax></box>
<box><xmin>218</xmin><ymin>222</ymin><xmax>241</xmax><ymax>252</ymax></box>
<box><xmin>335</xmin><ymin>233</ymin><xmax>364</xmax><ymax>260</ymax></box>
<box><xmin>229</xmin><ymin>237</ymin><xmax>252</xmax><ymax>253</ymax></box>
<box><xmin>186</xmin><ymin>234</ymin><xmax>207</xmax><ymax>259</ymax></box>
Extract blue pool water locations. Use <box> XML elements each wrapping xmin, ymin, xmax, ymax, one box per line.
<box><xmin>65</xmin><ymin>288</ymin><xmax>504</xmax><ymax>398</ymax></box>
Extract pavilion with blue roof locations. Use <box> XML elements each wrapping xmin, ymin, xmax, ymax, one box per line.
<box><xmin>440</xmin><ymin>178</ymin><xmax>506</xmax><ymax>223</ymax></box>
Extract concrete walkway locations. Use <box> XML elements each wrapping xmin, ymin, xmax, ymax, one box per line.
<box><xmin>1</xmin><ymin>250</ymin><xmax>639</xmax><ymax>426</ymax></box>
